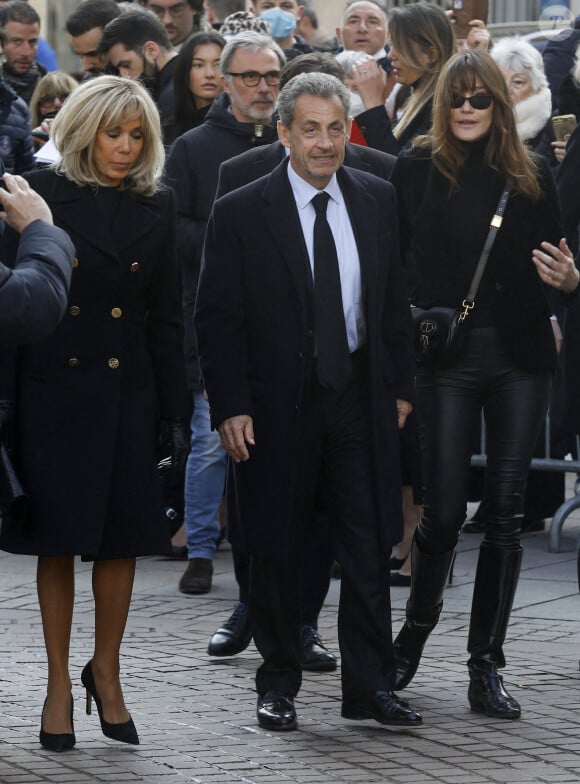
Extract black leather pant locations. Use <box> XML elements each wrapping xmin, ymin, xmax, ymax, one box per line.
<box><xmin>415</xmin><ymin>328</ymin><xmax>552</xmax><ymax>553</ymax></box>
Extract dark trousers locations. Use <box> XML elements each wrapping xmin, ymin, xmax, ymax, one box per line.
<box><xmin>250</xmin><ymin>357</ymin><xmax>394</xmax><ymax>699</ymax></box>
<box><xmin>416</xmin><ymin>328</ymin><xmax>552</xmax><ymax>553</ymax></box>
<box><xmin>233</xmin><ymin>510</ymin><xmax>333</xmax><ymax>626</ymax></box>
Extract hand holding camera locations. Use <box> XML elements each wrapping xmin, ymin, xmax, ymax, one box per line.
<box><xmin>0</xmin><ymin>173</ymin><xmax>53</xmax><ymax>233</ymax></box>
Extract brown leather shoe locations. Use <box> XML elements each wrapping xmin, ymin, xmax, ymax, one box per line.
<box><xmin>178</xmin><ymin>558</ymin><xmax>213</xmax><ymax>594</ymax></box>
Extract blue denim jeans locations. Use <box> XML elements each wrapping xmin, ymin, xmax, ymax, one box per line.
<box><xmin>184</xmin><ymin>390</ymin><xmax>227</xmax><ymax>559</ymax></box>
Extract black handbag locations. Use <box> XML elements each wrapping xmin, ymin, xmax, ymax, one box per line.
<box><xmin>412</xmin><ymin>185</ymin><xmax>511</xmax><ymax>366</ymax></box>
<box><xmin>0</xmin><ymin>440</ymin><xmax>28</xmax><ymax>530</ymax></box>
<box><xmin>411</xmin><ymin>304</ymin><xmax>465</xmax><ymax>365</ymax></box>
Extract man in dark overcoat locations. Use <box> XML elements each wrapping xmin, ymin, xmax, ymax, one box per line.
<box><xmin>195</xmin><ymin>72</ymin><xmax>421</xmax><ymax>731</ymax></box>
<box><xmin>210</xmin><ymin>49</ymin><xmax>397</xmax><ymax>675</ymax></box>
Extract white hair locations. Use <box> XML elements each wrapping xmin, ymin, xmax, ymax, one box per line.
<box><xmin>491</xmin><ymin>36</ymin><xmax>548</xmax><ymax>93</ymax></box>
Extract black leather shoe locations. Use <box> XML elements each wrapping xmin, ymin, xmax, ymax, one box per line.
<box><xmin>257</xmin><ymin>691</ymin><xmax>297</xmax><ymax>731</ymax></box>
<box><xmin>207</xmin><ymin>602</ymin><xmax>252</xmax><ymax>656</ymax></box>
<box><xmin>341</xmin><ymin>690</ymin><xmax>423</xmax><ymax>726</ymax></box>
<box><xmin>468</xmin><ymin>662</ymin><xmax>521</xmax><ymax>719</ymax></box>
<box><xmin>300</xmin><ymin>625</ymin><xmax>337</xmax><ymax>672</ymax></box>
<box><xmin>389</xmin><ymin>553</ymin><xmax>409</xmax><ymax>570</ymax></box>
<box><xmin>390</xmin><ymin>571</ymin><xmax>411</xmax><ymax>587</ymax></box>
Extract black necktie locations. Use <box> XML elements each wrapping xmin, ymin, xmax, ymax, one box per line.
<box><xmin>311</xmin><ymin>191</ymin><xmax>352</xmax><ymax>391</ymax></box>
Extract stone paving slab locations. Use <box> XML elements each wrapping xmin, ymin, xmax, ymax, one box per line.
<box><xmin>0</xmin><ymin>514</ymin><xmax>580</xmax><ymax>783</ymax></box>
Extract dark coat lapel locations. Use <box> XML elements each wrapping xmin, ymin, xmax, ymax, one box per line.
<box><xmin>260</xmin><ymin>158</ymin><xmax>313</xmax><ymax>301</ymax></box>
<box><xmin>37</xmin><ymin>173</ymin><xmax>161</xmax><ymax>261</ymax></box>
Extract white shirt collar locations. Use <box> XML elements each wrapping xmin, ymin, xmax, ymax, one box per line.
<box><xmin>286</xmin><ymin>160</ymin><xmax>343</xmax><ymax>211</ymax></box>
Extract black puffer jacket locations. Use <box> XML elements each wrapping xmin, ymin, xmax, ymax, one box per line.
<box><xmin>0</xmin><ymin>80</ymin><xmax>34</xmax><ymax>174</ymax></box>
<box><xmin>163</xmin><ymin>92</ymin><xmax>277</xmax><ymax>389</ymax></box>
<box><xmin>0</xmin><ymin>220</ymin><xmax>74</xmax><ymax>345</ymax></box>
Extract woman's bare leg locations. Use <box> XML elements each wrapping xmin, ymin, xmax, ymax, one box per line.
<box><xmin>37</xmin><ymin>555</ymin><xmax>75</xmax><ymax>733</ymax></box>
<box><xmin>90</xmin><ymin>558</ymin><xmax>136</xmax><ymax>724</ymax></box>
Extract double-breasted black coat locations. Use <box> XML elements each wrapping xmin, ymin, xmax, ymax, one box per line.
<box><xmin>0</xmin><ymin>169</ymin><xmax>189</xmax><ymax>557</ymax></box>
<box><xmin>195</xmin><ymin>161</ymin><xmax>415</xmax><ymax>560</ymax></box>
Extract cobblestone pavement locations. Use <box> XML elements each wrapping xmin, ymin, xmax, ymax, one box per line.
<box><xmin>1</xmin><ymin>512</ymin><xmax>580</xmax><ymax>784</ymax></box>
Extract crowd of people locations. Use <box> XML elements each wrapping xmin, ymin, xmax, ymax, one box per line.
<box><xmin>0</xmin><ymin>0</ymin><xmax>579</xmax><ymax>752</ymax></box>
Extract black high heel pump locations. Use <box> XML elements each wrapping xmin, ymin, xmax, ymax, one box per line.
<box><xmin>39</xmin><ymin>695</ymin><xmax>76</xmax><ymax>752</ymax></box>
<box><xmin>81</xmin><ymin>661</ymin><xmax>139</xmax><ymax>745</ymax></box>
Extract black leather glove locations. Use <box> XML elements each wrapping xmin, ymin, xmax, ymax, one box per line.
<box><xmin>161</xmin><ymin>417</ymin><xmax>190</xmax><ymax>470</ymax></box>
<box><xmin>0</xmin><ymin>400</ymin><xmax>14</xmax><ymax>433</ymax></box>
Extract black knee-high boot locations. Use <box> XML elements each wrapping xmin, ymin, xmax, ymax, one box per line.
<box><xmin>393</xmin><ymin>539</ymin><xmax>455</xmax><ymax>690</ymax></box>
<box><xmin>467</xmin><ymin>542</ymin><xmax>523</xmax><ymax>719</ymax></box>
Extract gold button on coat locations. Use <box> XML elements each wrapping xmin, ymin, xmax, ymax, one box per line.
<box><xmin>68</xmin><ymin>357</ymin><xmax>79</xmax><ymax>367</ymax></box>
<box><xmin>111</xmin><ymin>307</ymin><xmax>122</xmax><ymax>318</ymax></box>
<box><xmin>108</xmin><ymin>358</ymin><xmax>120</xmax><ymax>369</ymax></box>
<box><xmin>130</xmin><ymin>262</ymin><xmax>140</xmax><ymax>272</ymax></box>
<box><xmin>69</xmin><ymin>306</ymin><xmax>80</xmax><ymax>316</ymax></box>
<box><xmin>72</xmin><ymin>258</ymin><xmax>79</xmax><ymax>268</ymax></box>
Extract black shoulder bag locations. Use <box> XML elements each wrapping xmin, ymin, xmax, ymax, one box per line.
<box><xmin>411</xmin><ymin>184</ymin><xmax>511</xmax><ymax>367</ymax></box>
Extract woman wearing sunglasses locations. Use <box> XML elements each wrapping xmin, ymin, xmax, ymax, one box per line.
<box><xmin>390</xmin><ymin>51</ymin><xmax>578</xmax><ymax>719</ymax></box>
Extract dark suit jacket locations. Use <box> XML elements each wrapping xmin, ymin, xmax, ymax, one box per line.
<box><xmin>195</xmin><ymin>160</ymin><xmax>414</xmax><ymax>559</ymax></box>
<box><xmin>216</xmin><ymin>140</ymin><xmax>396</xmax><ymax>198</ymax></box>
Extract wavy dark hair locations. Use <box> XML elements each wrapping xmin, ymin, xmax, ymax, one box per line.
<box><xmin>173</xmin><ymin>31</ymin><xmax>225</xmax><ymax>136</ymax></box>
<box><xmin>415</xmin><ymin>50</ymin><xmax>541</xmax><ymax>201</ymax></box>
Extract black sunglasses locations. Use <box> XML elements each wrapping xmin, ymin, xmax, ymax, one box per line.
<box><xmin>451</xmin><ymin>93</ymin><xmax>493</xmax><ymax>110</ymax></box>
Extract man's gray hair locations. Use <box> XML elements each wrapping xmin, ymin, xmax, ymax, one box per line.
<box><xmin>342</xmin><ymin>0</ymin><xmax>387</xmax><ymax>23</ymax></box>
<box><xmin>220</xmin><ymin>30</ymin><xmax>286</xmax><ymax>76</ymax></box>
<box><xmin>278</xmin><ymin>72</ymin><xmax>351</xmax><ymax>127</ymax></box>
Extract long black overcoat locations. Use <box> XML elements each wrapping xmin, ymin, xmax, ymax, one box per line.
<box><xmin>0</xmin><ymin>169</ymin><xmax>189</xmax><ymax>557</ymax></box>
<box><xmin>195</xmin><ymin>161</ymin><xmax>415</xmax><ymax>560</ymax></box>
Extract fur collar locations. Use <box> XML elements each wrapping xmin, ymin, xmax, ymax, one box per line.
<box><xmin>514</xmin><ymin>88</ymin><xmax>552</xmax><ymax>142</ymax></box>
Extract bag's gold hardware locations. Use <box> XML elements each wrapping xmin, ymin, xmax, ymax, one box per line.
<box><xmin>458</xmin><ymin>299</ymin><xmax>475</xmax><ymax>322</ymax></box>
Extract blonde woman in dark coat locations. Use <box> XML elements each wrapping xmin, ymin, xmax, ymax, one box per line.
<box><xmin>0</xmin><ymin>76</ymin><xmax>189</xmax><ymax>751</ymax></box>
